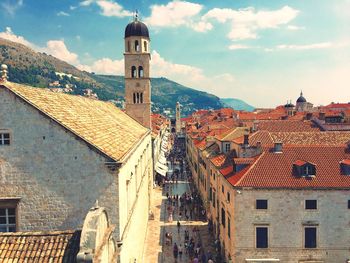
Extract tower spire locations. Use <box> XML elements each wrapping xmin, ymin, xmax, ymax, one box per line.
<box><xmin>134</xmin><ymin>9</ymin><xmax>138</xmax><ymax>21</ymax></box>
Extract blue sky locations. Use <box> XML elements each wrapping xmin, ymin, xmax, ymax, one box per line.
<box><xmin>0</xmin><ymin>0</ymin><xmax>349</xmax><ymax>107</ymax></box>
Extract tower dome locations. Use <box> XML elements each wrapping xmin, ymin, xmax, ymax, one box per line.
<box><xmin>124</xmin><ymin>18</ymin><xmax>149</xmax><ymax>38</ymax></box>
<box><xmin>296</xmin><ymin>91</ymin><xmax>306</xmax><ymax>103</ymax></box>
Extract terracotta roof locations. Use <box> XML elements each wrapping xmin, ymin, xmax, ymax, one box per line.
<box><xmin>0</xmin><ymin>230</ymin><xmax>81</xmax><ymax>262</ymax></box>
<box><xmin>220</xmin><ymin>165</ymin><xmax>233</xmax><ymax>177</ymax></box>
<box><xmin>256</xmin><ymin>120</ymin><xmax>320</xmax><ymax>132</ymax></box>
<box><xmin>270</xmin><ymin>131</ymin><xmax>350</xmax><ymax>146</ymax></box>
<box><xmin>233</xmin><ymin>157</ymin><xmax>256</xmax><ymax>165</ymax></box>
<box><xmin>210</xmin><ymin>154</ymin><xmax>226</xmax><ymax>167</ymax></box>
<box><xmin>340</xmin><ymin>159</ymin><xmax>350</xmax><ymax>165</ymax></box>
<box><xmin>2</xmin><ymin>82</ymin><xmax>149</xmax><ymax>162</ymax></box>
<box><xmin>215</xmin><ymin>127</ymin><xmax>249</xmax><ymax>141</ymax></box>
<box><xmin>293</xmin><ymin>160</ymin><xmax>307</xmax><ymax>166</ymax></box>
<box><xmin>232</xmin><ymin>146</ymin><xmax>350</xmax><ymax>188</ymax></box>
<box><xmin>323</xmin><ymin>103</ymin><xmax>350</xmax><ymax>109</ymax></box>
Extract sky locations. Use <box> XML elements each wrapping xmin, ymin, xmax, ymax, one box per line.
<box><xmin>0</xmin><ymin>0</ymin><xmax>349</xmax><ymax>107</ymax></box>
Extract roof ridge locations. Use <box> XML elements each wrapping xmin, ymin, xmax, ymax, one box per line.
<box><xmin>0</xmin><ymin>229</ymin><xmax>80</xmax><ymax>236</ymax></box>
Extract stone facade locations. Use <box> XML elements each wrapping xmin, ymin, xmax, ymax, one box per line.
<box><xmin>0</xmin><ymin>86</ymin><xmax>153</xmax><ymax>262</ymax></box>
<box><xmin>176</xmin><ymin>102</ymin><xmax>181</xmax><ymax>134</ymax></box>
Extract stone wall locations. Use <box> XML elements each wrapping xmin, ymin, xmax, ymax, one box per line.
<box><xmin>0</xmin><ymin>88</ymin><xmax>119</xmax><ymax>235</ymax></box>
<box><xmin>232</xmin><ymin>188</ymin><xmax>350</xmax><ymax>263</ymax></box>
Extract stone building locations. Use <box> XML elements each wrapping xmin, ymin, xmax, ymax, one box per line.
<box><xmin>184</xmin><ymin>109</ymin><xmax>350</xmax><ymax>263</ymax></box>
<box><xmin>0</xmin><ymin>79</ymin><xmax>153</xmax><ymax>262</ymax></box>
<box><xmin>296</xmin><ymin>91</ymin><xmax>313</xmax><ymax>112</ymax></box>
<box><xmin>124</xmin><ymin>15</ymin><xmax>151</xmax><ymax>129</ymax></box>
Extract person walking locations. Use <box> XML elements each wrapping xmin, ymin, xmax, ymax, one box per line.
<box><xmin>177</xmin><ymin>220</ymin><xmax>181</xmax><ymax>234</ymax></box>
<box><xmin>178</xmin><ymin>243</ymin><xmax>183</xmax><ymax>259</ymax></box>
<box><xmin>173</xmin><ymin>243</ymin><xmax>178</xmax><ymax>261</ymax></box>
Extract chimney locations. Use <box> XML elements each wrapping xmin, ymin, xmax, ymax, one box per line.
<box><xmin>243</xmin><ymin>134</ymin><xmax>249</xmax><ymax>146</ymax></box>
<box><xmin>319</xmin><ymin>112</ymin><xmax>325</xmax><ymax>120</ymax></box>
<box><xmin>274</xmin><ymin>141</ymin><xmax>283</xmax><ymax>153</ymax></box>
<box><xmin>306</xmin><ymin>112</ymin><xmax>313</xmax><ymax>120</ymax></box>
<box><xmin>256</xmin><ymin>141</ymin><xmax>262</xmax><ymax>149</ymax></box>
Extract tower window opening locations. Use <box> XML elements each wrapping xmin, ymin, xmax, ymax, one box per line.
<box><xmin>127</xmin><ymin>41</ymin><xmax>130</xmax><ymax>52</ymax></box>
<box><xmin>131</xmin><ymin>66</ymin><xmax>136</xmax><ymax>78</ymax></box>
<box><xmin>144</xmin><ymin>41</ymin><xmax>147</xmax><ymax>52</ymax></box>
<box><xmin>140</xmin><ymin>93</ymin><xmax>143</xmax><ymax>103</ymax></box>
<box><xmin>135</xmin><ymin>40</ymin><xmax>140</xmax><ymax>52</ymax></box>
<box><xmin>133</xmin><ymin>93</ymin><xmax>136</xmax><ymax>104</ymax></box>
<box><xmin>136</xmin><ymin>92</ymin><xmax>140</xmax><ymax>103</ymax></box>
<box><xmin>138</xmin><ymin>66</ymin><xmax>144</xmax><ymax>78</ymax></box>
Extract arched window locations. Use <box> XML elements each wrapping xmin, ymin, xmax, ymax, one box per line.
<box><xmin>136</xmin><ymin>93</ymin><xmax>140</xmax><ymax>103</ymax></box>
<box><xmin>140</xmin><ymin>93</ymin><xmax>143</xmax><ymax>103</ymax></box>
<box><xmin>127</xmin><ymin>41</ymin><xmax>130</xmax><ymax>52</ymax></box>
<box><xmin>133</xmin><ymin>93</ymin><xmax>136</xmax><ymax>103</ymax></box>
<box><xmin>135</xmin><ymin>40</ymin><xmax>139</xmax><ymax>52</ymax></box>
<box><xmin>144</xmin><ymin>41</ymin><xmax>147</xmax><ymax>52</ymax></box>
<box><xmin>131</xmin><ymin>66</ymin><xmax>136</xmax><ymax>78</ymax></box>
<box><xmin>138</xmin><ymin>66</ymin><xmax>144</xmax><ymax>78</ymax></box>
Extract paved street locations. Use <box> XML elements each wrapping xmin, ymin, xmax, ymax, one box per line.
<box><xmin>143</xmin><ymin>175</ymin><xmax>216</xmax><ymax>263</ymax></box>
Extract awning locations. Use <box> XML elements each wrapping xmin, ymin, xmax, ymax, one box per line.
<box><xmin>158</xmin><ymin>156</ymin><xmax>167</xmax><ymax>166</ymax></box>
<box><xmin>155</xmin><ymin>166</ymin><xmax>167</xmax><ymax>176</ymax></box>
<box><xmin>156</xmin><ymin>162</ymin><xmax>168</xmax><ymax>171</ymax></box>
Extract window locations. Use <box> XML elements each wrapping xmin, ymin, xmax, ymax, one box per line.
<box><xmin>221</xmin><ymin>208</ymin><xmax>225</xmax><ymax>227</ymax></box>
<box><xmin>228</xmin><ymin>216</ymin><xmax>231</xmax><ymax>238</ymax></box>
<box><xmin>0</xmin><ymin>200</ymin><xmax>18</xmax><ymax>232</ymax></box>
<box><xmin>213</xmin><ymin>191</ymin><xmax>216</xmax><ymax>208</ymax></box>
<box><xmin>256</xmin><ymin>227</ymin><xmax>268</xmax><ymax>248</ymax></box>
<box><xmin>222</xmin><ymin>185</ymin><xmax>224</xmax><ymax>193</ymax></box>
<box><xmin>140</xmin><ymin>93</ymin><xmax>143</xmax><ymax>103</ymax></box>
<box><xmin>305</xmin><ymin>200</ymin><xmax>317</xmax><ymax>210</ymax></box>
<box><xmin>144</xmin><ymin>41</ymin><xmax>147</xmax><ymax>52</ymax></box>
<box><xmin>304</xmin><ymin>227</ymin><xmax>317</xmax><ymax>248</ymax></box>
<box><xmin>135</xmin><ymin>40</ymin><xmax>139</xmax><ymax>52</ymax></box>
<box><xmin>209</xmin><ymin>187</ymin><xmax>212</xmax><ymax>201</ymax></box>
<box><xmin>127</xmin><ymin>41</ymin><xmax>130</xmax><ymax>52</ymax></box>
<box><xmin>225</xmin><ymin>143</ymin><xmax>230</xmax><ymax>152</ymax></box>
<box><xmin>348</xmin><ymin>200</ymin><xmax>350</xmax><ymax>209</ymax></box>
<box><xmin>227</xmin><ymin>192</ymin><xmax>230</xmax><ymax>203</ymax></box>
<box><xmin>0</xmin><ymin>133</ymin><xmax>10</xmax><ymax>145</ymax></box>
<box><xmin>256</xmin><ymin>199</ymin><xmax>268</xmax><ymax>209</ymax></box>
<box><xmin>131</xmin><ymin>66</ymin><xmax>137</xmax><ymax>78</ymax></box>
<box><xmin>138</xmin><ymin>66</ymin><xmax>144</xmax><ymax>78</ymax></box>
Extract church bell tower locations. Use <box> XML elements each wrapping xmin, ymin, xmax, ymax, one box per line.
<box><xmin>124</xmin><ymin>13</ymin><xmax>151</xmax><ymax>128</ymax></box>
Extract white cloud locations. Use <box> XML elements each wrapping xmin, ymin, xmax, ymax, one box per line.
<box><xmin>145</xmin><ymin>1</ymin><xmax>210</xmax><ymax>32</ymax></box>
<box><xmin>80</xmin><ymin>0</ymin><xmax>94</xmax><ymax>6</ymax></box>
<box><xmin>70</xmin><ymin>6</ymin><xmax>77</xmax><ymax>10</ymax></box>
<box><xmin>96</xmin><ymin>0</ymin><xmax>132</xmax><ymax>17</ymax></box>
<box><xmin>203</xmin><ymin>5</ymin><xmax>299</xmax><ymax>41</ymax></box>
<box><xmin>277</xmin><ymin>42</ymin><xmax>333</xmax><ymax>50</ymax></box>
<box><xmin>57</xmin><ymin>11</ymin><xmax>70</xmax><ymax>16</ymax></box>
<box><xmin>228</xmin><ymin>44</ymin><xmax>251</xmax><ymax>50</ymax></box>
<box><xmin>0</xmin><ymin>27</ymin><xmax>35</xmax><ymax>48</ymax></box>
<box><xmin>1</xmin><ymin>0</ymin><xmax>23</xmax><ymax>15</ymax></box>
<box><xmin>80</xmin><ymin>0</ymin><xmax>131</xmax><ymax>17</ymax></box>
<box><xmin>44</xmin><ymin>40</ymin><xmax>80</xmax><ymax>65</ymax></box>
<box><xmin>287</xmin><ymin>25</ymin><xmax>305</xmax><ymax>31</ymax></box>
<box><xmin>78</xmin><ymin>57</ymin><xmax>124</xmax><ymax>74</ymax></box>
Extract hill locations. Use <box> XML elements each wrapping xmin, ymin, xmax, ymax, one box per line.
<box><xmin>221</xmin><ymin>98</ymin><xmax>255</xmax><ymax>112</ymax></box>
<box><xmin>0</xmin><ymin>37</ymin><xmax>251</xmax><ymax>115</ymax></box>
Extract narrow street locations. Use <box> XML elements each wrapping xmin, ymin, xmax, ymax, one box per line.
<box><xmin>143</xmin><ymin>135</ymin><xmax>216</xmax><ymax>263</ymax></box>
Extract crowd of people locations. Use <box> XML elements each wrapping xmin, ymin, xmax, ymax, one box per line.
<box><xmin>161</xmin><ymin>134</ymin><xmax>216</xmax><ymax>263</ymax></box>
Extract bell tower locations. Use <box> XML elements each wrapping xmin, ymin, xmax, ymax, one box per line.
<box><xmin>124</xmin><ymin>13</ymin><xmax>151</xmax><ymax>128</ymax></box>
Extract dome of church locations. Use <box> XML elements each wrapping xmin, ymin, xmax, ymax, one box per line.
<box><xmin>125</xmin><ymin>20</ymin><xmax>149</xmax><ymax>38</ymax></box>
<box><xmin>296</xmin><ymin>92</ymin><xmax>306</xmax><ymax>103</ymax></box>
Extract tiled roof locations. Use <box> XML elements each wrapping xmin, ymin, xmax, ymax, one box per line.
<box><xmin>216</xmin><ymin>127</ymin><xmax>249</xmax><ymax>141</ymax></box>
<box><xmin>233</xmin><ymin>157</ymin><xmax>256</xmax><ymax>165</ymax></box>
<box><xmin>2</xmin><ymin>82</ymin><xmax>149</xmax><ymax>162</ymax></box>
<box><xmin>270</xmin><ymin>131</ymin><xmax>350</xmax><ymax>146</ymax></box>
<box><xmin>256</xmin><ymin>120</ymin><xmax>320</xmax><ymax>132</ymax></box>
<box><xmin>210</xmin><ymin>154</ymin><xmax>226</xmax><ymax>167</ymax></box>
<box><xmin>340</xmin><ymin>159</ymin><xmax>350</xmax><ymax>165</ymax></box>
<box><xmin>293</xmin><ymin>160</ymin><xmax>307</xmax><ymax>166</ymax></box>
<box><xmin>0</xmin><ymin>230</ymin><xmax>81</xmax><ymax>262</ymax></box>
<box><xmin>220</xmin><ymin>165</ymin><xmax>233</xmax><ymax>177</ymax></box>
<box><xmin>232</xmin><ymin>146</ymin><xmax>350</xmax><ymax>188</ymax></box>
